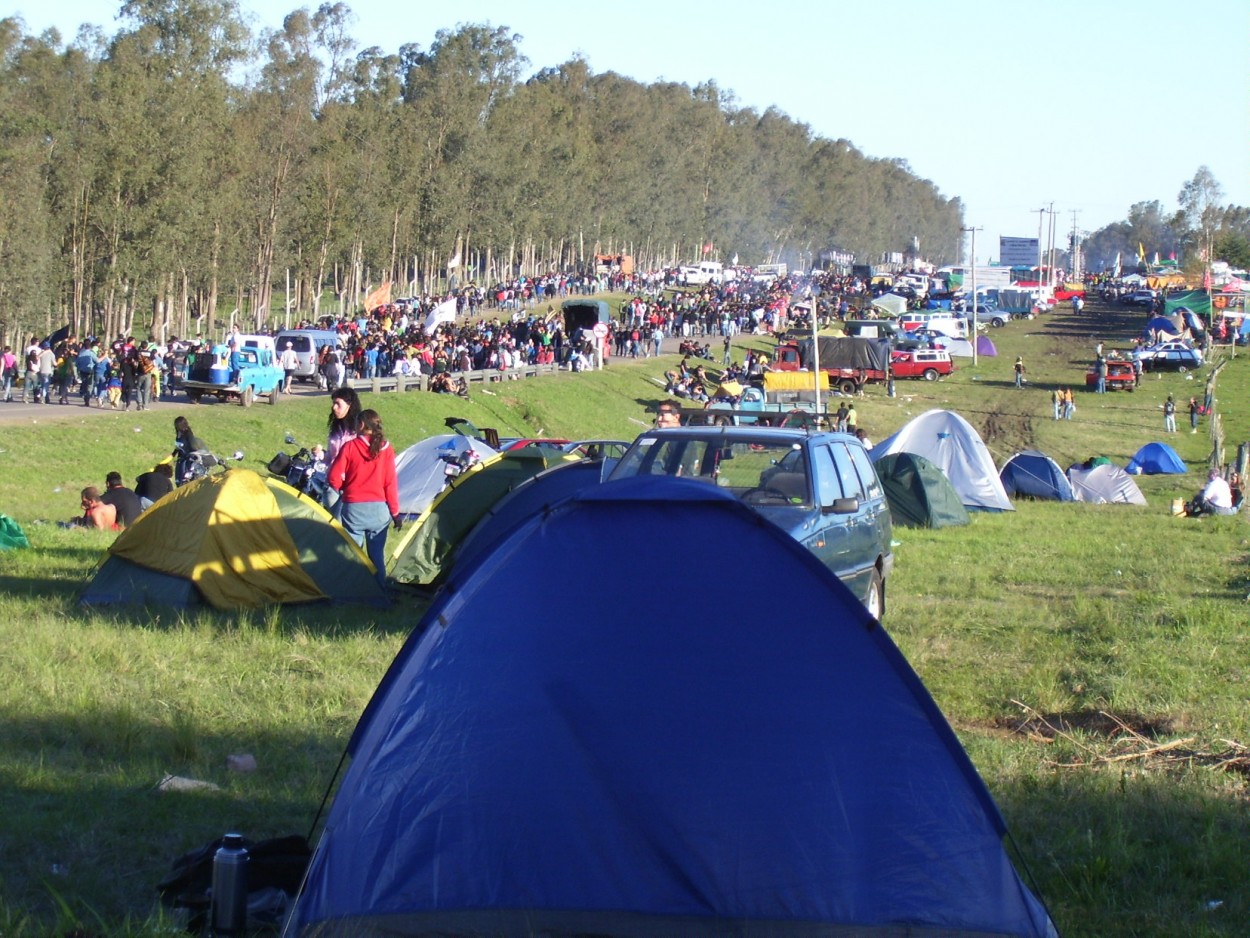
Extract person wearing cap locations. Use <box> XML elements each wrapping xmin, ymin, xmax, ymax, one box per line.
<box><xmin>75</xmin><ymin>341</ymin><xmax>99</xmax><ymax>407</ymax></box>
<box><xmin>279</xmin><ymin>340</ymin><xmax>299</xmax><ymax>394</ymax></box>
<box><xmin>74</xmin><ymin>487</ymin><xmax>118</xmax><ymax>530</ymax></box>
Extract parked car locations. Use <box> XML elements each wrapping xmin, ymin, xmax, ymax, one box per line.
<box><xmin>608</xmin><ymin>426</ymin><xmax>893</xmax><ymax>617</ymax></box>
<box><xmin>1123</xmin><ymin>289</ymin><xmax>1158</xmax><ymax>307</ymax></box>
<box><xmin>1085</xmin><ymin>359</ymin><xmax>1136</xmax><ymax>391</ymax></box>
<box><xmin>890</xmin><ymin>348</ymin><xmax>955</xmax><ymax>381</ymax></box>
<box><xmin>497</xmin><ymin>438</ymin><xmax>572</xmax><ymax>453</ymax></box>
<box><xmin>1140</xmin><ymin>346</ymin><xmax>1203</xmax><ymax>373</ymax></box>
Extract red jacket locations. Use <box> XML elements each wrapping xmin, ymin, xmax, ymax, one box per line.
<box><xmin>327</xmin><ymin>435</ymin><xmax>399</xmax><ymax>515</ymax></box>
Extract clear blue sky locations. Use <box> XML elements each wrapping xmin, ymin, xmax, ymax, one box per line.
<box><xmin>15</xmin><ymin>0</ymin><xmax>1250</xmax><ymax>265</ymax></box>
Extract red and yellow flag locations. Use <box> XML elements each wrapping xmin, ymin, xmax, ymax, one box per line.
<box><xmin>363</xmin><ymin>281</ymin><xmax>392</xmax><ymax>312</ymax></box>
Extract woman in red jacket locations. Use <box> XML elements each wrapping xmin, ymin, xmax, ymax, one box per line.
<box><xmin>327</xmin><ymin>409</ymin><xmax>401</xmax><ymax>587</ymax></box>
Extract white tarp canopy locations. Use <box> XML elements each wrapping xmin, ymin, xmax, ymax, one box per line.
<box><xmin>873</xmin><ymin>409</ymin><xmax>1014</xmax><ymax>512</ymax></box>
<box><xmin>870</xmin><ymin>293</ymin><xmax>908</xmax><ymax>316</ymax></box>
<box><xmin>395</xmin><ymin>433</ymin><xmax>498</xmax><ymax>515</ymax></box>
<box><xmin>1067</xmin><ymin>463</ymin><xmax>1147</xmax><ymax>505</ymax></box>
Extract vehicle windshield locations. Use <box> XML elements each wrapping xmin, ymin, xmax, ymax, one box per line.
<box><xmin>613</xmin><ymin>435</ymin><xmax>811</xmax><ymax>506</ymax></box>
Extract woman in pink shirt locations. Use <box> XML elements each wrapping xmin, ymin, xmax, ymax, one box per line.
<box><xmin>327</xmin><ymin>409</ymin><xmax>400</xmax><ymax>587</ymax></box>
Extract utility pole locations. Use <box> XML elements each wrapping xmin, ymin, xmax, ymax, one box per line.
<box><xmin>1035</xmin><ymin>208</ymin><xmax>1047</xmax><ymax>286</ymax></box>
<box><xmin>961</xmin><ymin>225</ymin><xmax>982</xmax><ymax>366</ymax></box>
<box><xmin>1069</xmin><ymin>210</ymin><xmax>1081</xmax><ymax>281</ymax></box>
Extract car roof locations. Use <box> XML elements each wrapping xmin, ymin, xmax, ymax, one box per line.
<box><xmin>634</xmin><ymin>426</ymin><xmax>858</xmax><ymax>445</ymax></box>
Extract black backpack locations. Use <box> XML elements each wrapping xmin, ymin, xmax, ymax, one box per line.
<box><xmin>157</xmin><ymin>833</ymin><xmax>311</xmax><ymax>932</ymax></box>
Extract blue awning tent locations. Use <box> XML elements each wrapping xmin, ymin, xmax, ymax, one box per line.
<box><xmin>999</xmin><ymin>450</ymin><xmax>1075</xmax><ymax>501</ymax></box>
<box><xmin>288</xmin><ymin>477</ymin><xmax>1055</xmax><ymax>937</ymax></box>
<box><xmin>1125</xmin><ymin>441</ymin><xmax>1188</xmax><ymax>475</ymax></box>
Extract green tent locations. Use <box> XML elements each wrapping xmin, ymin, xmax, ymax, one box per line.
<box><xmin>388</xmin><ymin>449</ymin><xmax>574</xmax><ymax>586</ymax></box>
<box><xmin>873</xmin><ymin>452</ymin><xmax>970</xmax><ymax>529</ymax></box>
<box><xmin>0</xmin><ymin>513</ymin><xmax>30</xmax><ymax>550</ymax></box>
<box><xmin>1164</xmin><ymin>290</ymin><xmax>1212</xmax><ymax>317</ymax></box>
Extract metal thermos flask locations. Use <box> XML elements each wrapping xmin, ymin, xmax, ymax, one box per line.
<box><xmin>211</xmin><ymin>833</ymin><xmax>249</xmax><ymax>936</ymax></box>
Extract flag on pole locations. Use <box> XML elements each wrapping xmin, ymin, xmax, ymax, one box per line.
<box><xmin>423</xmin><ymin>296</ymin><xmax>458</xmax><ymax>335</ymax></box>
<box><xmin>1136</xmin><ymin>242</ymin><xmax>1146</xmax><ymax>262</ymax></box>
<box><xmin>1203</xmin><ymin>268</ymin><xmax>1213</xmax><ymax>292</ymax></box>
<box><xmin>363</xmin><ymin>281</ymin><xmax>392</xmax><ymax>312</ymax></box>
<box><xmin>446</xmin><ymin>251</ymin><xmax>462</xmax><ymax>269</ymax></box>
<box><xmin>1113</xmin><ymin>252</ymin><xmax>1122</xmax><ymax>278</ymax></box>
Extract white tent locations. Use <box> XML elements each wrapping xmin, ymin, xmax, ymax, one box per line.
<box><xmin>395</xmin><ymin>434</ymin><xmax>498</xmax><ymax>516</ymax></box>
<box><xmin>1067</xmin><ymin>463</ymin><xmax>1147</xmax><ymax>505</ymax></box>
<box><xmin>940</xmin><ymin>338</ymin><xmax>975</xmax><ymax>358</ymax></box>
<box><xmin>870</xmin><ymin>293</ymin><xmax>908</xmax><ymax>316</ymax></box>
<box><xmin>873</xmin><ymin>410</ymin><xmax>1014</xmax><ymax>512</ymax></box>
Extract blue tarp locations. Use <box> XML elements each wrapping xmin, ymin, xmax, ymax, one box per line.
<box><xmin>289</xmin><ymin>476</ymin><xmax>1054</xmax><ymax>937</ymax></box>
<box><xmin>1125</xmin><ymin>441</ymin><xmax>1188</xmax><ymax>475</ymax></box>
<box><xmin>1000</xmin><ymin>450</ymin><xmax>1076</xmax><ymax>501</ymax></box>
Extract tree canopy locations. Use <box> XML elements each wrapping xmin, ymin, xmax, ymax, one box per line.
<box><xmin>0</xmin><ymin>7</ymin><xmax>967</xmax><ymax>343</ymax></box>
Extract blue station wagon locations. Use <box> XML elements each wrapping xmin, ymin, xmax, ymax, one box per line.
<box><xmin>609</xmin><ymin>426</ymin><xmax>894</xmax><ymax>617</ymax></box>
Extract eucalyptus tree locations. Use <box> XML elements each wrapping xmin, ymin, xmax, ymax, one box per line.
<box><xmin>244</xmin><ymin>4</ymin><xmax>355</xmax><ymax>327</ymax></box>
<box><xmin>0</xmin><ymin>21</ymin><xmax>74</xmax><ymax>342</ymax></box>
<box><xmin>399</xmin><ymin>24</ymin><xmax>525</xmax><ymax>278</ymax></box>
<box><xmin>1175</xmin><ymin>166</ymin><xmax>1223</xmax><ymax>263</ymax></box>
<box><xmin>84</xmin><ymin>0</ymin><xmax>249</xmax><ymax>340</ymax></box>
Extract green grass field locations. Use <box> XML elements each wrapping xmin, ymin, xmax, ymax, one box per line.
<box><xmin>1</xmin><ymin>293</ymin><xmax>1248</xmax><ymax>936</ymax></box>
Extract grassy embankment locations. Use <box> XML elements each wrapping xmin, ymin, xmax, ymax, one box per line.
<box><xmin>1</xmin><ymin>292</ymin><xmax>1248</xmax><ymax>936</ymax></box>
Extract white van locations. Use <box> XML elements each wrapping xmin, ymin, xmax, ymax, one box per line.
<box><xmin>681</xmin><ymin>261</ymin><xmax>724</xmax><ymax>286</ymax></box>
<box><xmin>274</xmin><ymin>329</ymin><xmax>345</xmax><ymax>386</ymax></box>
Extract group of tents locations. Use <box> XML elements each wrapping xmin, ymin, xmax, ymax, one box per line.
<box><xmin>867</xmin><ymin>409</ymin><xmax>1187</xmax><ymax>529</ymax></box>
<box><xmin>75</xmin><ymin>410</ymin><xmax>1203</xmax><ymax>936</ymax></box>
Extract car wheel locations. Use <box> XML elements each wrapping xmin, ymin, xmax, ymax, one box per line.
<box><xmin>922</xmin><ymin>368</ymin><xmax>938</xmax><ymax>381</ymax></box>
<box><xmin>838</xmin><ymin>380</ymin><xmax>857</xmax><ymax>395</ymax></box>
<box><xmin>992</xmin><ymin>317</ymin><xmax>1006</xmax><ymax>328</ymax></box>
<box><xmin>269</xmin><ymin>388</ymin><xmax>280</xmax><ymax>405</ymax></box>
<box><xmin>241</xmin><ymin>385</ymin><xmax>254</xmax><ymax>408</ymax></box>
<box><xmin>1178</xmin><ymin>365</ymin><xmax>1188</xmax><ymax>373</ymax></box>
<box><xmin>863</xmin><ymin>568</ymin><xmax>884</xmax><ymax>620</ymax></box>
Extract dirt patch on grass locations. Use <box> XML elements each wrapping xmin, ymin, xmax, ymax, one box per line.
<box><xmin>969</xmin><ymin>707</ymin><xmax>1250</xmax><ymax>777</ymax></box>
<box><xmin>990</xmin><ymin>709</ymin><xmax>1175</xmax><ymax>740</ymax></box>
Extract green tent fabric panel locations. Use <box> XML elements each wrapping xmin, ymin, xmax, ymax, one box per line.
<box><xmin>266</xmin><ymin>481</ymin><xmax>389</xmax><ymax>607</ymax></box>
<box><xmin>390</xmin><ymin>452</ymin><xmax>569</xmax><ymax>585</ymax></box>
<box><xmin>80</xmin><ymin>555</ymin><xmax>202</xmax><ymax>606</ymax></box>
<box><xmin>1164</xmin><ymin>290</ymin><xmax>1211</xmax><ymax>317</ymax></box>
<box><xmin>0</xmin><ymin>514</ymin><xmax>30</xmax><ymax>550</ymax></box>
<box><xmin>875</xmin><ymin>453</ymin><xmax>969</xmax><ymax>529</ymax></box>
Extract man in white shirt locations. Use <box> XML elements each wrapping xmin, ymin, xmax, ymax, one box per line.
<box><xmin>279</xmin><ymin>341</ymin><xmax>299</xmax><ymax>393</ymax></box>
<box><xmin>1192</xmin><ymin>469</ymin><xmax>1236</xmax><ymax>516</ymax></box>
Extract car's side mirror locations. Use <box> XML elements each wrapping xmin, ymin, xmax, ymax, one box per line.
<box><xmin>825</xmin><ymin>497</ymin><xmax>860</xmax><ymax>515</ymax></box>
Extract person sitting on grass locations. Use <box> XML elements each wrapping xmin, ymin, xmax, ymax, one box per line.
<box><xmin>1187</xmin><ymin>469</ymin><xmax>1237</xmax><ymax>517</ymax></box>
<box><xmin>72</xmin><ymin>487</ymin><xmax>118</xmax><ymax>530</ymax></box>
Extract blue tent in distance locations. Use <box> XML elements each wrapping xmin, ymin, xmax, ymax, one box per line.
<box><xmin>289</xmin><ymin>477</ymin><xmax>1056</xmax><ymax>937</ymax></box>
<box><xmin>1000</xmin><ymin>450</ymin><xmax>1076</xmax><ymax>501</ymax></box>
<box><xmin>1125</xmin><ymin>441</ymin><xmax>1188</xmax><ymax>475</ymax></box>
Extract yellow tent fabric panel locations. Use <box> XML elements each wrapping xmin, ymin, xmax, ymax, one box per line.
<box><xmin>764</xmin><ymin>371</ymin><xmax>829</xmax><ymax>392</ymax></box>
<box><xmin>109</xmin><ymin>471</ymin><xmax>329</xmax><ymax>608</ymax></box>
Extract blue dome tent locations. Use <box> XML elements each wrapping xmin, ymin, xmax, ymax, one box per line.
<box><xmin>289</xmin><ymin>477</ymin><xmax>1055</xmax><ymax>937</ymax></box>
<box><xmin>1000</xmin><ymin>450</ymin><xmax>1076</xmax><ymax>501</ymax></box>
<box><xmin>1125</xmin><ymin>441</ymin><xmax>1188</xmax><ymax>475</ymax></box>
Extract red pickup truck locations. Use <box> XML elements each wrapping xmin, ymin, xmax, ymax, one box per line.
<box><xmin>889</xmin><ymin>349</ymin><xmax>955</xmax><ymax>382</ymax></box>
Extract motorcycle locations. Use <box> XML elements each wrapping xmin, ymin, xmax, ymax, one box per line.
<box><xmin>267</xmin><ymin>434</ymin><xmax>329</xmax><ymax>500</ymax></box>
<box><xmin>175</xmin><ymin>447</ymin><xmax>243</xmax><ymax>487</ymax></box>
